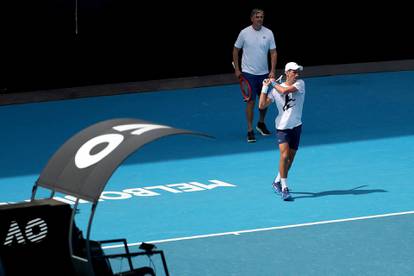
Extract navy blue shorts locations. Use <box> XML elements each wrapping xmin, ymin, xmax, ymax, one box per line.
<box><xmin>277</xmin><ymin>124</ymin><xmax>302</xmax><ymax>150</ymax></box>
<box><xmin>241</xmin><ymin>72</ymin><xmax>268</xmax><ymax>102</ymax></box>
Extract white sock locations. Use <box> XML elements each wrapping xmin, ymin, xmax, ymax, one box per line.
<box><xmin>274</xmin><ymin>173</ymin><xmax>281</xmax><ymax>183</ymax></box>
<box><xmin>281</xmin><ymin>178</ymin><xmax>288</xmax><ymax>190</ymax></box>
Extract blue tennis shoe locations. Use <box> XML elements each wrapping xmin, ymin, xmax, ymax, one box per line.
<box><xmin>281</xmin><ymin>187</ymin><xmax>292</xmax><ymax>201</ymax></box>
<box><xmin>272</xmin><ymin>181</ymin><xmax>282</xmax><ymax>195</ymax></box>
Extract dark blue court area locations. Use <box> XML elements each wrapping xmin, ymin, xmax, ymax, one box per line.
<box><xmin>1</xmin><ymin>69</ymin><xmax>414</xmax><ymax>275</ymax></box>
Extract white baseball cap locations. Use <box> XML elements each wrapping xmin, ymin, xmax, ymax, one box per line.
<box><xmin>285</xmin><ymin>62</ymin><xmax>303</xmax><ymax>72</ymax></box>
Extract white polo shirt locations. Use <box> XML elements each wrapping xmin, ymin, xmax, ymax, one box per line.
<box><xmin>267</xmin><ymin>79</ymin><xmax>305</xmax><ymax>130</ymax></box>
<box><xmin>234</xmin><ymin>26</ymin><xmax>276</xmax><ymax>75</ymax></box>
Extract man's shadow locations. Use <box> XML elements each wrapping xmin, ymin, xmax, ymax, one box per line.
<box><xmin>291</xmin><ymin>185</ymin><xmax>387</xmax><ymax>200</ymax></box>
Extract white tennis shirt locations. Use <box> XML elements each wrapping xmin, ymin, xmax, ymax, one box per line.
<box><xmin>234</xmin><ymin>26</ymin><xmax>276</xmax><ymax>75</ymax></box>
<box><xmin>267</xmin><ymin>79</ymin><xmax>305</xmax><ymax>130</ymax></box>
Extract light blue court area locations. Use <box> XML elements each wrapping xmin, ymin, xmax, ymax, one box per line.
<box><xmin>1</xmin><ymin>70</ymin><xmax>414</xmax><ymax>275</ymax></box>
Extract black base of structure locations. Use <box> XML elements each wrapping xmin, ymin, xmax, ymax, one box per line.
<box><xmin>0</xmin><ymin>199</ymin><xmax>170</xmax><ymax>276</ymax></box>
<box><xmin>0</xmin><ymin>199</ymin><xmax>75</xmax><ymax>276</ymax></box>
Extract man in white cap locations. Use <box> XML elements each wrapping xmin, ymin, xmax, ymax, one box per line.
<box><xmin>259</xmin><ymin>62</ymin><xmax>305</xmax><ymax>201</ymax></box>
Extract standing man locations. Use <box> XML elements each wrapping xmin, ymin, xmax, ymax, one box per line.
<box><xmin>233</xmin><ymin>8</ymin><xmax>277</xmax><ymax>143</ymax></box>
<box><xmin>259</xmin><ymin>62</ymin><xmax>305</xmax><ymax>201</ymax></box>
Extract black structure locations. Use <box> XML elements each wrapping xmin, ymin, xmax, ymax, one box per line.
<box><xmin>3</xmin><ymin>2</ymin><xmax>413</xmax><ymax>93</ymax></box>
<box><xmin>1</xmin><ymin>118</ymin><xmax>212</xmax><ymax>275</ymax></box>
<box><xmin>34</xmin><ymin>118</ymin><xmax>211</xmax><ymax>202</ymax></box>
<box><xmin>0</xmin><ymin>199</ymin><xmax>75</xmax><ymax>275</ymax></box>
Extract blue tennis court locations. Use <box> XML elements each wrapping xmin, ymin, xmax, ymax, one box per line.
<box><xmin>1</xmin><ymin>69</ymin><xmax>414</xmax><ymax>275</ymax></box>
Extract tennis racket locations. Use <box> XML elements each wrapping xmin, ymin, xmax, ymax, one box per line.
<box><xmin>232</xmin><ymin>62</ymin><xmax>252</xmax><ymax>102</ymax></box>
<box><xmin>274</xmin><ymin>74</ymin><xmax>285</xmax><ymax>84</ymax></box>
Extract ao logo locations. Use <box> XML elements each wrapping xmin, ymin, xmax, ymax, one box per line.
<box><xmin>75</xmin><ymin>124</ymin><xmax>169</xmax><ymax>169</ymax></box>
<box><xmin>3</xmin><ymin>218</ymin><xmax>48</xmax><ymax>246</ymax></box>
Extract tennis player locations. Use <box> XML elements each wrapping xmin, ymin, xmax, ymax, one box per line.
<box><xmin>232</xmin><ymin>8</ymin><xmax>277</xmax><ymax>143</ymax></box>
<box><xmin>259</xmin><ymin>62</ymin><xmax>305</xmax><ymax>201</ymax></box>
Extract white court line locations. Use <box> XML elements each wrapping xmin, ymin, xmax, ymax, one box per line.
<box><xmin>102</xmin><ymin>210</ymin><xmax>414</xmax><ymax>249</ymax></box>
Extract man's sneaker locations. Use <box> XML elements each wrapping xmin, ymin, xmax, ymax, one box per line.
<box><xmin>247</xmin><ymin>131</ymin><xmax>256</xmax><ymax>143</ymax></box>
<box><xmin>272</xmin><ymin>181</ymin><xmax>282</xmax><ymax>195</ymax></box>
<box><xmin>281</xmin><ymin>188</ymin><xmax>292</xmax><ymax>201</ymax></box>
<box><xmin>256</xmin><ymin>122</ymin><xmax>271</xmax><ymax>136</ymax></box>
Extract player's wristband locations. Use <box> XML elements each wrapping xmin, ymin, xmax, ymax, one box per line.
<box><xmin>261</xmin><ymin>85</ymin><xmax>269</xmax><ymax>94</ymax></box>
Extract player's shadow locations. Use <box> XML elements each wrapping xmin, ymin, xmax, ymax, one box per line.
<box><xmin>291</xmin><ymin>185</ymin><xmax>387</xmax><ymax>200</ymax></box>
